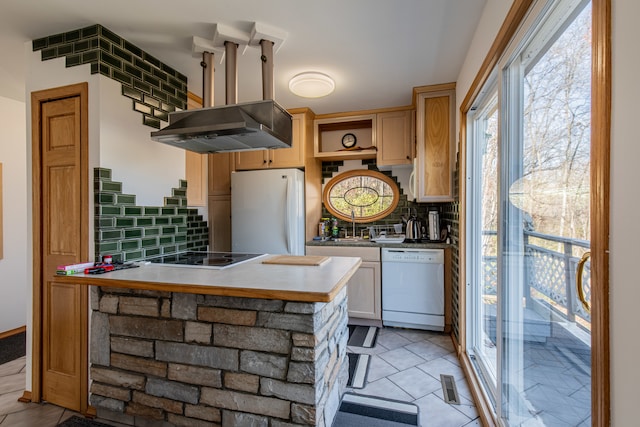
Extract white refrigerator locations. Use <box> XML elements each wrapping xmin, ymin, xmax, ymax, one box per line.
<box><xmin>231</xmin><ymin>168</ymin><xmax>305</xmax><ymax>255</ymax></box>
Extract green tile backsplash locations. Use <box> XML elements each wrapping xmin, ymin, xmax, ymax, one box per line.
<box><xmin>32</xmin><ymin>25</ymin><xmax>187</xmax><ymax>129</ymax></box>
<box><xmin>321</xmin><ymin>160</ymin><xmax>443</xmax><ymax>234</ymax></box>
<box><xmin>93</xmin><ymin>167</ymin><xmax>208</xmax><ymax>262</ymax></box>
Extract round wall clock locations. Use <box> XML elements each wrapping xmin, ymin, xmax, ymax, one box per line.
<box><xmin>341</xmin><ymin>133</ymin><xmax>357</xmax><ymax>148</ymax></box>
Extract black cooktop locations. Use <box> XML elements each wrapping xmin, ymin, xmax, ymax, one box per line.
<box><xmin>145</xmin><ymin>251</ymin><xmax>266</xmax><ymax>269</ymax></box>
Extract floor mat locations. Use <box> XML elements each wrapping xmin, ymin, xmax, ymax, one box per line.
<box><xmin>0</xmin><ymin>331</ymin><xmax>26</xmax><ymax>365</ymax></box>
<box><xmin>347</xmin><ymin>325</ymin><xmax>378</xmax><ymax>348</ymax></box>
<box><xmin>333</xmin><ymin>392</ymin><xmax>420</xmax><ymax>426</ymax></box>
<box><xmin>57</xmin><ymin>416</ymin><xmax>114</xmax><ymax>427</ymax></box>
<box><xmin>347</xmin><ymin>352</ymin><xmax>370</xmax><ymax>389</ymax></box>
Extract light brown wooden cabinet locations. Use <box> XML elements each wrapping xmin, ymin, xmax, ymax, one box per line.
<box><xmin>185</xmin><ymin>93</ymin><xmax>208</xmax><ymax>206</ymax></box>
<box><xmin>305</xmin><ymin>245</ymin><xmax>381</xmax><ymax>321</ymax></box>
<box><xmin>414</xmin><ymin>83</ymin><xmax>456</xmax><ymax>202</ymax></box>
<box><xmin>235</xmin><ymin>114</ymin><xmax>306</xmax><ymax>170</ymax></box>
<box><xmin>376</xmin><ymin>109</ymin><xmax>414</xmax><ymax>166</ymax></box>
<box><xmin>208</xmin><ymin>152</ymin><xmax>234</xmax><ymax>251</ymax></box>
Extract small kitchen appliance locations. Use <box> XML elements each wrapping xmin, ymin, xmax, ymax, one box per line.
<box><xmin>428</xmin><ymin>210</ymin><xmax>440</xmax><ymax>241</ymax></box>
<box><xmin>404</xmin><ymin>209</ymin><xmax>423</xmax><ymax>243</ymax></box>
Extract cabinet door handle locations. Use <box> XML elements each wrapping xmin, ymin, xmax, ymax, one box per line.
<box><xmin>576</xmin><ymin>251</ymin><xmax>591</xmax><ymax>313</ymax></box>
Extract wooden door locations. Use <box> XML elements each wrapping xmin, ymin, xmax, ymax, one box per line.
<box><xmin>208</xmin><ymin>153</ymin><xmax>233</xmax><ymax>196</ymax></box>
<box><xmin>234</xmin><ymin>150</ymin><xmax>267</xmax><ymax>170</ymax></box>
<box><xmin>208</xmin><ymin>153</ymin><xmax>233</xmax><ymax>251</ymax></box>
<box><xmin>376</xmin><ymin>110</ymin><xmax>413</xmax><ymax>166</ymax></box>
<box><xmin>346</xmin><ymin>262</ymin><xmax>381</xmax><ymax>320</ymax></box>
<box><xmin>32</xmin><ymin>83</ymin><xmax>89</xmax><ymax>413</ymax></box>
<box><xmin>269</xmin><ymin>114</ymin><xmax>304</xmax><ymax>168</ymax></box>
<box><xmin>208</xmin><ymin>196</ymin><xmax>231</xmax><ymax>251</ymax></box>
<box><xmin>416</xmin><ymin>87</ymin><xmax>456</xmax><ymax>202</ymax></box>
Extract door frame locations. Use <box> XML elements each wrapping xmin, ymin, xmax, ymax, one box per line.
<box><xmin>457</xmin><ymin>0</ymin><xmax>610</xmax><ymax>425</ymax></box>
<box><xmin>30</xmin><ymin>82</ymin><xmax>90</xmax><ymax>413</ymax></box>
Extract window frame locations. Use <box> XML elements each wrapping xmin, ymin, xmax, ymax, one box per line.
<box><xmin>322</xmin><ymin>169</ymin><xmax>400</xmax><ymax>223</ymax></box>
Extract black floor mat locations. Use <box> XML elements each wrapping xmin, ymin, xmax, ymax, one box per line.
<box><xmin>0</xmin><ymin>331</ymin><xmax>26</xmax><ymax>365</ymax></box>
<box><xmin>347</xmin><ymin>325</ymin><xmax>378</xmax><ymax>348</ymax></box>
<box><xmin>334</xmin><ymin>393</ymin><xmax>420</xmax><ymax>426</ymax></box>
<box><xmin>57</xmin><ymin>416</ymin><xmax>114</xmax><ymax>427</ymax></box>
<box><xmin>347</xmin><ymin>352</ymin><xmax>370</xmax><ymax>388</ymax></box>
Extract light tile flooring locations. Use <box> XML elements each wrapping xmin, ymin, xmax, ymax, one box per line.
<box><xmin>0</xmin><ymin>356</ymin><xmax>85</xmax><ymax>426</ymax></box>
<box><xmin>347</xmin><ymin>327</ymin><xmax>481</xmax><ymax>427</ymax></box>
<box><xmin>0</xmin><ymin>327</ymin><xmax>480</xmax><ymax>426</ymax></box>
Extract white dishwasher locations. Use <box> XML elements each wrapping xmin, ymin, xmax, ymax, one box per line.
<box><xmin>381</xmin><ymin>248</ymin><xmax>444</xmax><ymax>331</ymax></box>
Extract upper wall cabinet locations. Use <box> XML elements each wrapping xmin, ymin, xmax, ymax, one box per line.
<box><xmin>235</xmin><ymin>112</ymin><xmax>307</xmax><ymax>170</ymax></box>
<box><xmin>314</xmin><ymin>109</ymin><xmax>414</xmax><ymax>165</ymax></box>
<box><xmin>185</xmin><ymin>94</ymin><xmax>208</xmax><ymax>206</ymax></box>
<box><xmin>314</xmin><ymin>114</ymin><xmax>377</xmax><ymax>161</ymax></box>
<box><xmin>376</xmin><ymin>109</ymin><xmax>414</xmax><ymax>166</ymax></box>
<box><xmin>415</xmin><ymin>83</ymin><xmax>456</xmax><ymax>202</ymax></box>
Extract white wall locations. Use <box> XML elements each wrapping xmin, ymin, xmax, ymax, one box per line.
<box><xmin>23</xmin><ymin>45</ymin><xmax>187</xmax><ymax>389</ymax></box>
<box><xmin>0</xmin><ymin>95</ymin><xmax>27</xmax><ymax>333</ymax></box>
<box><xmin>455</xmin><ymin>0</ymin><xmax>512</xmax><ymax>136</ymax></box>
<box><xmin>456</xmin><ymin>0</ymin><xmax>639</xmax><ymax>423</ymax></box>
<box><xmin>25</xmin><ymin>50</ymin><xmax>186</xmax><ymax>207</ymax></box>
<box><xmin>98</xmin><ymin>77</ymin><xmax>186</xmax><ymax>207</ymax></box>
<box><xmin>609</xmin><ymin>0</ymin><xmax>640</xmax><ymax>422</ymax></box>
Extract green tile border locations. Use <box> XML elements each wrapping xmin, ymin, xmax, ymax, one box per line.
<box><xmin>93</xmin><ymin>167</ymin><xmax>208</xmax><ymax>262</ymax></box>
<box><xmin>32</xmin><ymin>24</ymin><xmax>187</xmax><ymax>129</ymax></box>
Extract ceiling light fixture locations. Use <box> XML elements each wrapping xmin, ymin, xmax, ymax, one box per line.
<box><xmin>288</xmin><ymin>72</ymin><xmax>335</xmax><ymax>98</ymax></box>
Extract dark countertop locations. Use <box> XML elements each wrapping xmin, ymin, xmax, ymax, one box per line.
<box><xmin>306</xmin><ymin>238</ymin><xmax>451</xmax><ymax>250</ymax></box>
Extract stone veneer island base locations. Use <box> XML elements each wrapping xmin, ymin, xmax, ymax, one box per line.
<box><xmin>67</xmin><ymin>256</ymin><xmax>359</xmax><ymax>427</ymax></box>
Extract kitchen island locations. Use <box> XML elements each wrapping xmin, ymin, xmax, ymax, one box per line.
<box><xmin>66</xmin><ymin>254</ymin><xmax>361</xmax><ymax>427</ymax></box>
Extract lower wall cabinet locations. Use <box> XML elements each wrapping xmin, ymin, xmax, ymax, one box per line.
<box><xmin>306</xmin><ymin>245</ymin><xmax>381</xmax><ymax>321</ymax></box>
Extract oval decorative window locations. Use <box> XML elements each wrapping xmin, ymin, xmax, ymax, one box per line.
<box><xmin>323</xmin><ymin>169</ymin><xmax>399</xmax><ymax>222</ymax></box>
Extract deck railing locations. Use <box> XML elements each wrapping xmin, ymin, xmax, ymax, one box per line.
<box><xmin>482</xmin><ymin>230</ymin><xmax>591</xmax><ymax>327</ymax></box>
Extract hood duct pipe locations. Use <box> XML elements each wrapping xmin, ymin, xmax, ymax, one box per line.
<box><xmin>225</xmin><ymin>41</ymin><xmax>238</xmax><ymax>105</ymax></box>
<box><xmin>150</xmin><ymin>35</ymin><xmax>291</xmax><ymax>153</ymax></box>
<box><xmin>260</xmin><ymin>39</ymin><xmax>274</xmax><ymax>101</ymax></box>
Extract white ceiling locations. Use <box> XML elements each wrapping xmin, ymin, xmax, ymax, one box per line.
<box><xmin>0</xmin><ymin>0</ymin><xmax>487</xmax><ymax>114</ymax></box>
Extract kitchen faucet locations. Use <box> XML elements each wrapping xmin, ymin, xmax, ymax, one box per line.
<box><xmin>351</xmin><ymin>210</ymin><xmax>356</xmax><ymax>238</ymax></box>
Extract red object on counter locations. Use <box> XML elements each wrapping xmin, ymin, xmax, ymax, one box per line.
<box><xmin>84</xmin><ymin>263</ymin><xmax>115</xmax><ymax>274</ymax></box>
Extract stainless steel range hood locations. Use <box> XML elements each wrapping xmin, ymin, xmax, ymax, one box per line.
<box><xmin>150</xmin><ymin>99</ymin><xmax>292</xmax><ymax>153</ymax></box>
<box><xmin>151</xmin><ymin>34</ymin><xmax>291</xmax><ymax>153</ymax></box>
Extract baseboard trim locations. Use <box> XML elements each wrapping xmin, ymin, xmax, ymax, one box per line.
<box><xmin>85</xmin><ymin>405</ymin><xmax>97</xmax><ymax>418</ymax></box>
<box><xmin>0</xmin><ymin>325</ymin><xmax>26</xmax><ymax>340</ymax></box>
<box><xmin>458</xmin><ymin>352</ymin><xmax>498</xmax><ymax>427</ymax></box>
<box><xmin>18</xmin><ymin>390</ymin><xmax>32</xmax><ymax>403</ymax></box>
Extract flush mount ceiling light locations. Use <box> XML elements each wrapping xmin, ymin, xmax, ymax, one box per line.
<box><xmin>288</xmin><ymin>72</ymin><xmax>335</xmax><ymax>98</ymax></box>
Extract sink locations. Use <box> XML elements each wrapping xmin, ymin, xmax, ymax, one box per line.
<box><xmin>371</xmin><ymin>234</ymin><xmax>406</xmax><ymax>243</ymax></box>
<box><xmin>333</xmin><ymin>237</ymin><xmax>365</xmax><ymax>242</ymax></box>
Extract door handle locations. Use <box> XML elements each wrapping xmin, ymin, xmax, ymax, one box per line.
<box><xmin>576</xmin><ymin>251</ymin><xmax>591</xmax><ymax>313</ymax></box>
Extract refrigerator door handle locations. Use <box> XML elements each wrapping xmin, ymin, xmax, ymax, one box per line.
<box><xmin>284</xmin><ymin>174</ymin><xmax>292</xmax><ymax>254</ymax></box>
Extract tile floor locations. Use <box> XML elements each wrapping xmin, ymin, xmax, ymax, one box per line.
<box><xmin>0</xmin><ymin>327</ymin><xmax>480</xmax><ymax>426</ymax></box>
<box><xmin>347</xmin><ymin>327</ymin><xmax>481</xmax><ymax>427</ymax></box>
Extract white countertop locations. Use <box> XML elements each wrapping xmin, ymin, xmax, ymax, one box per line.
<box><xmin>64</xmin><ymin>254</ymin><xmax>362</xmax><ymax>302</ymax></box>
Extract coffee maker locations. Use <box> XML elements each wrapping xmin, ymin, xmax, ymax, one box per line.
<box><xmin>428</xmin><ymin>210</ymin><xmax>440</xmax><ymax>241</ymax></box>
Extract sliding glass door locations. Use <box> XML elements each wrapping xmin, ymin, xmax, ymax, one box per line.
<box><xmin>468</xmin><ymin>86</ymin><xmax>499</xmax><ymax>404</ymax></box>
<box><xmin>467</xmin><ymin>1</ymin><xmax>592</xmax><ymax>425</ymax></box>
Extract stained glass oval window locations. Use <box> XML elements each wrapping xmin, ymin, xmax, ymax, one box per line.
<box><xmin>322</xmin><ymin>170</ymin><xmax>399</xmax><ymax>222</ymax></box>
